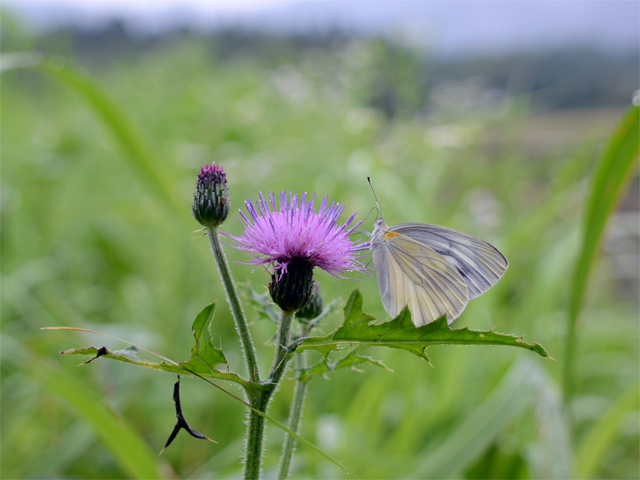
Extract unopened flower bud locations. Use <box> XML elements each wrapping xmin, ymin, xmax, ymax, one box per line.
<box><xmin>192</xmin><ymin>162</ymin><xmax>229</xmax><ymax>228</ymax></box>
<box><xmin>269</xmin><ymin>258</ymin><xmax>314</xmax><ymax>312</ymax></box>
<box><xmin>296</xmin><ymin>280</ymin><xmax>323</xmax><ymax>321</ymax></box>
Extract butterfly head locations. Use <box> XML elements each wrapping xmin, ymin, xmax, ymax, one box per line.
<box><xmin>373</xmin><ymin>218</ymin><xmax>387</xmax><ymax>231</ymax></box>
<box><xmin>371</xmin><ymin>217</ymin><xmax>388</xmax><ymax>247</ymax></box>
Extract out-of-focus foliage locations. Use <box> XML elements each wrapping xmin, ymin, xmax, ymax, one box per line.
<box><xmin>2</xmin><ymin>11</ymin><xmax>638</xmax><ymax>480</ymax></box>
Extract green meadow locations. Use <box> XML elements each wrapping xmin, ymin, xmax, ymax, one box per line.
<box><xmin>2</xmin><ymin>28</ymin><xmax>638</xmax><ymax>479</ymax></box>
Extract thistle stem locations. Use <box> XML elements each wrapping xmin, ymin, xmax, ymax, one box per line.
<box><xmin>244</xmin><ymin>309</ymin><xmax>296</xmax><ymax>480</ymax></box>
<box><xmin>244</xmin><ymin>392</ymin><xmax>271</xmax><ymax>480</ymax></box>
<box><xmin>267</xmin><ymin>309</ymin><xmax>296</xmax><ymax>385</ymax></box>
<box><xmin>207</xmin><ymin>227</ymin><xmax>260</xmax><ymax>383</ymax></box>
<box><xmin>277</xmin><ymin>348</ymin><xmax>308</xmax><ymax>480</ymax></box>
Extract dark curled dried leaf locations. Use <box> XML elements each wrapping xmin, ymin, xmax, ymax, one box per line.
<box><xmin>160</xmin><ymin>376</ymin><xmax>217</xmax><ymax>455</ymax></box>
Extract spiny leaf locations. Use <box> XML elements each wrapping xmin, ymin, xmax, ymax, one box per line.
<box><xmin>184</xmin><ymin>303</ymin><xmax>227</xmax><ymax>374</ymax></box>
<box><xmin>293</xmin><ymin>290</ymin><xmax>550</xmax><ymax>361</ymax></box>
<box><xmin>299</xmin><ymin>349</ymin><xmax>392</xmax><ymax>383</ymax></box>
<box><xmin>61</xmin><ymin>303</ymin><xmax>249</xmax><ymax>388</ymax></box>
<box><xmin>46</xmin><ymin>326</ymin><xmax>359</xmax><ymax>478</ymax></box>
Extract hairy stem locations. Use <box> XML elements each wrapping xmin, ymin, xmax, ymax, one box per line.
<box><xmin>277</xmin><ymin>349</ymin><xmax>308</xmax><ymax>480</ymax></box>
<box><xmin>267</xmin><ymin>309</ymin><xmax>295</xmax><ymax>386</ymax></box>
<box><xmin>244</xmin><ymin>309</ymin><xmax>296</xmax><ymax>480</ymax></box>
<box><xmin>244</xmin><ymin>392</ymin><xmax>271</xmax><ymax>480</ymax></box>
<box><xmin>207</xmin><ymin>227</ymin><xmax>260</xmax><ymax>383</ymax></box>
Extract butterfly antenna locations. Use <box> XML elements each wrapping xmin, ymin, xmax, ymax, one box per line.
<box><xmin>360</xmin><ymin>207</ymin><xmax>378</xmax><ymax>224</ymax></box>
<box><xmin>367</xmin><ymin>177</ymin><xmax>384</xmax><ymax>221</ymax></box>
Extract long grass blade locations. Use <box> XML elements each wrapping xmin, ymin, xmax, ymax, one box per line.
<box><xmin>32</xmin><ymin>358</ymin><xmax>164</xmax><ymax>479</ymax></box>
<box><xmin>3</xmin><ymin>332</ymin><xmax>164</xmax><ymax>479</ymax></box>
<box><xmin>411</xmin><ymin>359</ymin><xmax>543</xmax><ymax>479</ymax></box>
<box><xmin>573</xmin><ymin>380</ymin><xmax>640</xmax><ymax>478</ymax></box>
<box><xmin>563</xmin><ymin>104</ymin><xmax>639</xmax><ymax>400</ymax></box>
<box><xmin>28</xmin><ymin>57</ymin><xmax>188</xmax><ymax>228</ymax></box>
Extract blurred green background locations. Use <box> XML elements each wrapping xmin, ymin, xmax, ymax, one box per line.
<box><xmin>2</xmin><ymin>6</ymin><xmax>639</xmax><ymax>479</ymax></box>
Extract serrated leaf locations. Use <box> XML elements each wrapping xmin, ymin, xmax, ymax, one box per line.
<box><xmin>293</xmin><ymin>290</ymin><xmax>550</xmax><ymax>361</ymax></box>
<box><xmin>60</xmin><ymin>303</ymin><xmax>250</xmax><ymax>388</ymax></box>
<box><xmin>46</xmin><ymin>327</ymin><xmax>358</xmax><ymax>478</ymax></box>
<box><xmin>183</xmin><ymin>303</ymin><xmax>227</xmax><ymax>374</ymax></box>
<box><xmin>299</xmin><ymin>349</ymin><xmax>392</xmax><ymax>382</ymax></box>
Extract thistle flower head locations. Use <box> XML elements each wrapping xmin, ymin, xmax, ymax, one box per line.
<box><xmin>223</xmin><ymin>191</ymin><xmax>369</xmax><ymax>278</ymax></box>
<box><xmin>192</xmin><ymin>162</ymin><xmax>229</xmax><ymax>228</ymax></box>
<box><xmin>223</xmin><ymin>191</ymin><xmax>368</xmax><ymax>311</ymax></box>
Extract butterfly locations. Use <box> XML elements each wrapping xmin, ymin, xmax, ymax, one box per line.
<box><xmin>368</xmin><ymin>181</ymin><xmax>508</xmax><ymax>327</ymax></box>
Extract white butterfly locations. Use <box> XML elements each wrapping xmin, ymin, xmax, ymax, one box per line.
<box><xmin>370</xmin><ymin>201</ymin><xmax>508</xmax><ymax>327</ymax></box>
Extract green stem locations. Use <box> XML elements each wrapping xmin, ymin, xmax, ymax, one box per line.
<box><xmin>277</xmin><ymin>349</ymin><xmax>308</xmax><ymax>480</ymax></box>
<box><xmin>207</xmin><ymin>227</ymin><xmax>260</xmax><ymax>383</ymax></box>
<box><xmin>244</xmin><ymin>309</ymin><xmax>296</xmax><ymax>480</ymax></box>
<box><xmin>244</xmin><ymin>392</ymin><xmax>271</xmax><ymax>480</ymax></box>
<box><xmin>267</xmin><ymin>310</ymin><xmax>296</xmax><ymax>386</ymax></box>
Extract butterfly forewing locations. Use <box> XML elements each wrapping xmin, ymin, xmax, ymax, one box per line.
<box><xmin>374</xmin><ymin>232</ymin><xmax>469</xmax><ymax>326</ymax></box>
<box><xmin>389</xmin><ymin>223</ymin><xmax>508</xmax><ymax>299</ymax></box>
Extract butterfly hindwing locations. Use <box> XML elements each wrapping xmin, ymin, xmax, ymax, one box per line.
<box><xmin>389</xmin><ymin>223</ymin><xmax>508</xmax><ymax>300</ymax></box>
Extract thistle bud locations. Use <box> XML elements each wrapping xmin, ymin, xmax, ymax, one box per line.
<box><xmin>268</xmin><ymin>257</ymin><xmax>314</xmax><ymax>312</ymax></box>
<box><xmin>192</xmin><ymin>163</ymin><xmax>229</xmax><ymax>228</ymax></box>
<box><xmin>296</xmin><ymin>280</ymin><xmax>323</xmax><ymax>321</ymax></box>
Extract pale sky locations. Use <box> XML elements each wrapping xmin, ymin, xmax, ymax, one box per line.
<box><xmin>6</xmin><ymin>0</ymin><xmax>291</xmax><ymax>15</ymax></box>
<box><xmin>6</xmin><ymin>0</ymin><xmax>639</xmax><ymax>55</ymax></box>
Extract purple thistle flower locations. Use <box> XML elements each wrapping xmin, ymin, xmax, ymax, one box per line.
<box><xmin>222</xmin><ymin>191</ymin><xmax>370</xmax><ymax>279</ymax></box>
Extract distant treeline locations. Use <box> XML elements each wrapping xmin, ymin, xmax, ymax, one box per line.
<box><xmin>4</xmin><ymin>16</ymin><xmax>638</xmax><ymax>115</ymax></box>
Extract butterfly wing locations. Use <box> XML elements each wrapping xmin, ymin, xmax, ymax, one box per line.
<box><xmin>389</xmin><ymin>223</ymin><xmax>508</xmax><ymax>299</ymax></box>
<box><xmin>373</xmin><ymin>232</ymin><xmax>469</xmax><ymax>326</ymax></box>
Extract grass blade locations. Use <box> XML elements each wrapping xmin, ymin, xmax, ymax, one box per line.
<box><xmin>31</xmin><ymin>358</ymin><xmax>164</xmax><ymax>479</ymax></box>
<box><xmin>3</xmin><ymin>333</ymin><xmax>163</xmax><ymax>479</ymax></box>
<box><xmin>573</xmin><ymin>380</ymin><xmax>640</xmax><ymax>479</ymax></box>
<box><xmin>564</xmin><ymin>105</ymin><xmax>639</xmax><ymax>399</ymax></box>
<box><xmin>26</xmin><ymin>57</ymin><xmax>188</xmax><ymax>228</ymax></box>
<box><xmin>411</xmin><ymin>359</ymin><xmax>543</xmax><ymax>479</ymax></box>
